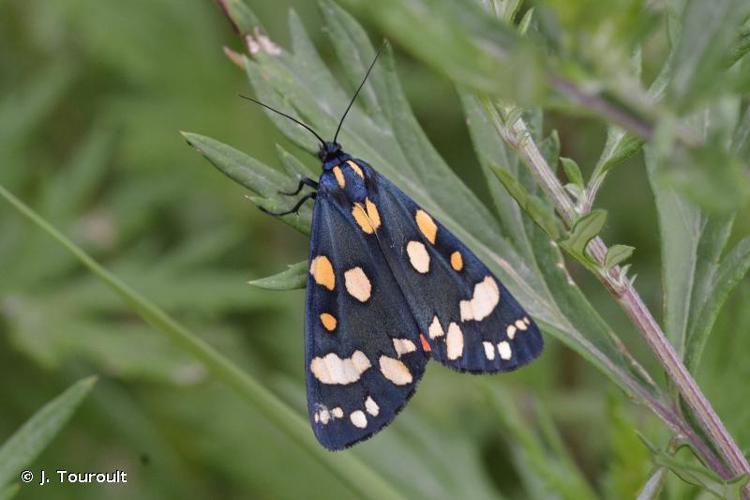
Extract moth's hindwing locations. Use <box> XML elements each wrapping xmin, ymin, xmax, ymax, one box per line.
<box><xmin>358</xmin><ymin>160</ymin><xmax>544</xmax><ymax>373</ymax></box>
<box><xmin>305</xmin><ymin>177</ymin><xmax>427</xmax><ymax>450</ymax></box>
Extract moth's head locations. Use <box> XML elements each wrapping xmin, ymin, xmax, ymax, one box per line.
<box><xmin>318</xmin><ymin>141</ymin><xmax>342</xmax><ymax>162</ymax></box>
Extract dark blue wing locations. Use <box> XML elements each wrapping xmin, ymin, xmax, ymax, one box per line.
<box><xmin>357</xmin><ymin>161</ymin><xmax>544</xmax><ymax>373</ymax></box>
<box><xmin>305</xmin><ymin>174</ymin><xmax>428</xmax><ymax>450</ymax></box>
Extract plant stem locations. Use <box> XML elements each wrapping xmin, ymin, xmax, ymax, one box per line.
<box><xmin>486</xmin><ymin>101</ymin><xmax>750</xmax><ymax>489</ymax></box>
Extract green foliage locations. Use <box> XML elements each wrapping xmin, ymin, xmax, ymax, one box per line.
<box><xmin>0</xmin><ymin>377</ymin><xmax>96</xmax><ymax>491</ymax></box>
<box><xmin>2</xmin><ymin>0</ymin><xmax>750</xmax><ymax>498</ymax></box>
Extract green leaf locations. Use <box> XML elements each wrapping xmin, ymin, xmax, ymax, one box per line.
<box><xmin>685</xmin><ymin>237</ymin><xmax>750</xmax><ymax>370</ymax></box>
<box><xmin>0</xmin><ymin>377</ymin><xmax>97</xmax><ymax>490</ymax></box>
<box><xmin>651</xmin><ymin>449</ymin><xmax>749</xmax><ymax>499</ymax></box>
<box><xmin>645</xmin><ymin>141</ymin><xmax>736</xmax><ymax>361</ymax></box>
<box><xmin>492</xmin><ymin>167</ymin><xmax>560</xmax><ymax>239</ymax></box>
<box><xmin>338</xmin><ymin>0</ymin><xmax>548</xmax><ymax>103</ymax></box>
<box><xmin>248</xmin><ymin>261</ymin><xmax>307</xmax><ymax>290</ymax></box>
<box><xmin>668</xmin><ymin>0</ymin><xmax>750</xmax><ymax>110</ymax></box>
<box><xmin>604</xmin><ymin>245</ymin><xmax>635</xmax><ymax>271</ymax></box>
<box><xmin>560</xmin><ymin>209</ymin><xmax>608</xmax><ymax>264</ymax></box>
<box><xmin>216</xmin><ymin>0</ymin><xmax>261</xmax><ymax>35</ymax></box>
<box><xmin>560</xmin><ymin>157</ymin><xmax>584</xmax><ymax>188</ymax></box>
<box><xmin>480</xmin><ymin>383</ymin><xmax>598</xmax><ymax>500</ymax></box>
<box><xmin>593</xmin><ymin>127</ymin><xmax>643</xmax><ymax>179</ymax></box>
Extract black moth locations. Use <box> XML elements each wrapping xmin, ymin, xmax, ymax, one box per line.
<box><xmin>244</xmin><ymin>44</ymin><xmax>543</xmax><ymax>450</ymax></box>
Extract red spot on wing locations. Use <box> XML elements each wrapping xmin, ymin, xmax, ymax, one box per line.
<box><xmin>419</xmin><ymin>333</ymin><xmax>431</xmax><ymax>352</ymax></box>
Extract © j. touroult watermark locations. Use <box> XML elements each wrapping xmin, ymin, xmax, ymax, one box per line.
<box><xmin>20</xmin><ymin>468</ymin><xmax>128</xmax><ymax>486</ymax></box>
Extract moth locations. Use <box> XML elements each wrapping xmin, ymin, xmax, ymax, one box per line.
<box><xmin>244</xmin><ymin>46</ymin><xmax>543</xmax><ymax>450</ymax></box>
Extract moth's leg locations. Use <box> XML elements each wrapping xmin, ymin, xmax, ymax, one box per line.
<box><xmin>260</xmin><ymin>191</ymin><xmax>317</xmax><ymax>216</ymax></box>
<box><xmin>279</xmin><ymin>177</ymin><xmax>319</xmax><ymax>196</ymax></box>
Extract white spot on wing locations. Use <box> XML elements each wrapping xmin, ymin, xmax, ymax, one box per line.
<box><xmin>459</xmin><ymin>276</ymin><xmax>500</xmax><ymax>322</ymax></box>
<box><xmin>428</xmin><ymin>316</ymin><xmax>444</xmax><ymax>339</ymax></box>
<box><xmin>310</xmin><ymin>350</ymin><xmax>371</xmax><ymax>385</ymax></box>
<box><xmin>365</xmin><ymin>396</ymin><xmax>380</xmax><ymax>416</ymax></box>
<box><xmin>483</xmin><ymin>341</ymin><xmax>495</xmax><ymax>360</ymax></box>
<box><xmin>406</xmin><ymin>240</ymin><xmax>430</xmax><ymax>273</ymax></box>
<box><xmin>497</xmin><ymin>341</ymin><xmax>512</xmax><ymax>360</ymax></box>
<box><xmin>392</xmin><ymin>338</ymin><xmax>417</xmax><ymax>357</ymax></box>
<box><xmin>344</xmin><ymin>267</ymin><xmax>372</xmax><ymax>302</ymax></box>
<box><xmin>332</xmin><ymin>407</ymin><xmax>344</xmax><ymax>418</ymax></box>
<box><xmin>506</xmin><ymin>324</ymin><xmax>517</xmax><ymax>339</ymax></box>
<box><xmin>350</xmin><ymin>410</ymin><xmax>368</xmax><ymax>428</ymax></box>
<box><xmin>446</xmin><ymin>322</ymin><xmax>464</xmax><ymax>360</ymax></box>
<box><xmin>515</xmin><ymin>319</ymin><xmax>528</xmax><ymax>331</ymax></box>
<box><xmin>379</xmin><ymin>356</ymin><xmax>413</xmax><ymax>385</ymax></box>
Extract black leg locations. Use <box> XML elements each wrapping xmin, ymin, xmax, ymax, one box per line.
<box><xmin>279</xmin><ymin>177</ymin><xmax>319</xmax><ymax>196</ymax></box>
<box><xmin>260</xmin><ymin>192</ymin><xmax>317</xmax><ymax>216</ymax></box>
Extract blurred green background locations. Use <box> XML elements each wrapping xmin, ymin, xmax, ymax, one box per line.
<box><xmin>1</xmin><ymin>1</ymin><xmax>749</xmax><ymax>499</ymax></box>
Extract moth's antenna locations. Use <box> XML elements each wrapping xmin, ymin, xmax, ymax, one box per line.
<box><xmin>332</xmin><ymin>42</ymin><xmax>385</xmax><ymax>144</ymax></box>
<box><xmin>239</xmin><ymin>94</ymin><xmax>326</xmax><ymax>146</ymax></box>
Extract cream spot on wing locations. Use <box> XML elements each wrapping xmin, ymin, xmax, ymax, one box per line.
<box><xmin>310</xmin><ymin>350</ymin><xmax>371</xmax><ymax>385</ymax></box>
<box><xmin>346</xmin><ymin>160</ymin><xmax>365</xmax><ymax>179</ymax></box>
<box><xmin>459</xmin><ymin>276</ymin><xmax>500</xmax><ymax>322</ymax></box>
<box><xmin>350</xmin><ymin>410</ymin><xmax>367</xmax><ymax>428</ymax></box>
<box><xmin>497</xmin><ymin>341</ymin><xmax>512</xmax><ymax>360</ymax></box>
<box><xmin>392</xmin><ymin>338</ymin><xmax>417</xmax><ymax>356</ymax></box>
<box><xmin>365</xmin><ymin>396</ymin><xmax>380</xmax><ymax>416</ymax></box>
<box><xmin>318</xmin><ymin>408</ymin><xmax>330</xmax><ymax>424</ymax></box>
<box><xmin>428</xmin><ymin>316</ymin><xmax>444</xmax><ymax>339</ymax></box>
<box><xmin>515</xmin><ymin>319</ymin><xmax>528</xmax><ymax>331</ymax></box>
<box><xmin>483</xmin><ymin>341</ymin><xmax>495</xmax><ymax>360</ymax></box>
<box><xmin>406</xmin><ymin>240</ymin><xmax>430</xmax><ymax>273</ymax></box>
<box><xmin>523</xmin><ymin>316</ymin><xmax>531</xmax><ymax>325</ymax></box>
<box><xmin>344</xmin><ymin>267</ymin><xmax>372</xmax><ymax>302</ymax></box>
<box><xmin>332</xmin><ymin>407</ymin><xmax>344</xmax><ymax>418</ymax></box>
<box><xmin>506</xmin><ymin>324</ymin><xmax>517</xmax><ymax>340</ymax></box>
<box><xmin>446</xmin><ymin>322</ymin><xmax>464</xmax><ymax>360</ymax></box>
<box><xmin>319</xmin><ymin>313</ymin><xmax>337</xmax><ymax>332</ymax></box>
<box><xmin>450</xmin><ymin>251</ymin><xmax>464</xmax><ymax>271</ymax></box>
<box><xmin>415</xmin><ymin>209</ymin><xmax>437</xmax><ymax>244</ymax></box>
<box><xmin>314</xmin><ymin>413</ymin><xmax>319</xmax><ymax>423</ymax></box>
<box><xmin>332</xmin><ymin>165</ymin><xmax>346</xmax><ymax>188</ymax></box>
<box><xmin>379</xmin><ymin>356</ymin><xmax>413</xmax><ymax>385</ymax></box>
<box><xmin>310</xmin><ymin>255</ymin><xmax>335</xmax><ymax>290</ymax></box>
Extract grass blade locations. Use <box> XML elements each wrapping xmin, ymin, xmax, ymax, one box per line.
<box><xmin>0</xmin><ymin>377</ymin><xmax>97</xmax><ymax>490</ymax></box>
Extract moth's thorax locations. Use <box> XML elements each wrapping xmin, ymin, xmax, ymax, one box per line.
<box><xmin>318</xmin><ymin>157</ymin><xmax>369</xmax><ymax>202</ymax></box>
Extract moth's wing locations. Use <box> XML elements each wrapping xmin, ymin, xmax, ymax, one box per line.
<box><xmin>364</xmin><ymin>165</ymin><xmax>543</xmax><ymax>373</ymax></box>
<box><xmin>305</xmin><ymin>192</ymin><xmax>428</xmax><ymax>450</ymax></box>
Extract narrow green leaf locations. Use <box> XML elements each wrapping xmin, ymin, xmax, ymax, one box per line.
<box><xmin>480</xmin><ymin>383</ymin><xmax>598</xmax><ymax>500</ymax></box>
<box><xmin>492</xmin><ymin>167</ymin><xmax>560</xmax><ymax>239</ymax></box>
<box><xmin>604</xmin><ymin>245</ymin><xmax>635</xmax><ymax>271</ymax></box>
<box><xmin>561</xmin><ymin>209</ymin><xmax>608</xmax><ymax>260</ymax></box>
<box><xmin>276</xmin><ymin>145</ymin><xmax>316</xmax><ymax>178</ymax></box>
<box><xmin>216</xmin><ymin>0</ymin><xmax>261</xmax><ymax>35</ymax></box>
<box><xmin>338</xmin><ymin>0</ymin><xmax>548</xmax><ymax>103</ymax></box>
<box><xmin>686</xmin><ymin>237</ymin><xmax>750</xmax><ymax>370</ymax></box>
<box><xmin>593</xmin><ymin>127</ymin><xmax>643</xmax><ymax>178</ymax></box>
<box><xmin>249</xmin><ymin>261</ymin><xmax>307</xmax><ymax>290</ymax></box>
<box><xmin>246</xmin><ymin>196</ymin><xmax>311</xmax><ymax>235</ymax></box>
<box><xmin>668</xmin><ymin>0</ymin><xmax>750</xmax><ymax>110</ymax></box>
<box><xmin>0</xmin><ymin>377</ymin><xmax>97</xmax><ymax>489</ymax></box>
<box><xmin>636</xmin><ymin>468</ymin><xmax>667</xmax><ymax>500</ymax></box>
<box><xmin>560</xmin><ymin>157</ymin><xmax>584</xmax><ymax>188</ymax></box>
<box><xmin>651</xmin><ymin>450</ymin><xmax>749</xmax><ymax>499</ymax></box>
<box><xmin>0</xmin><ymin>184</ymin><xmax>406</xmax><ymax>500</ymax></box>
<box><xmin>181</xmin><ymin>132</ymin><xmax>287</xmax><ymax>197</ymax></box>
